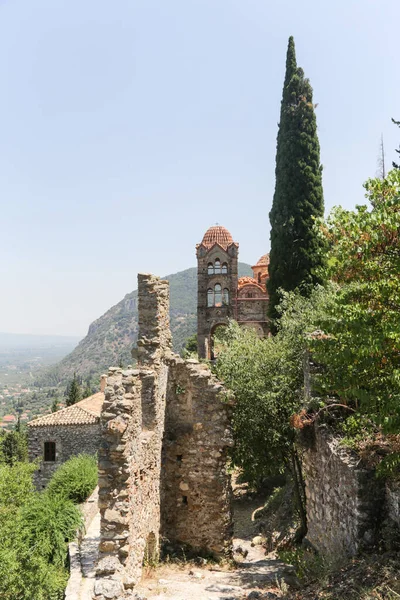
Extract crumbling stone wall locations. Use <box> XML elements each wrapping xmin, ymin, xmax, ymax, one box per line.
<box><xmin>28</xmin><ymin>423</ymin><xmax>101</xmax><ymax>489</ymax></box>
<box><xmin>303</xmin><ymin>425</ymin><xmax>384</xmax><ymax>557</ymax></box>
<box><xmin>161</xmin><ymin>355</ymin><xmax>233</xmax><ymax>555</ymax></box>
<box><xmin>94</xmin><ymin>274</ymin><xmax>232</xmax><ymax>599</ymax></box>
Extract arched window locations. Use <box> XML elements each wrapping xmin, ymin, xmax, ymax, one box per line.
<box><xmin>214</xmin><ymin>259</ymin><xmax>221</xmax><ymax>274</ymax></box>
<box><xmin>258</xmin><ymin>272</ymin><xmax>261</xmax><ymax>284</ymax></box>
<box><xmin>207</xmin><ymin>288</ymin><xmax>213</xmax><ymax>307</ymax></box>
<box><xmin>223</xmin><ymin>288</ymin><xmax>229</xmax><ymax>305</ymax></box>
<box><xmin>222</xmin><ymin>263</ymin><xmax>228</xmax><ymax>274</ymax></box>
<box><xmin>214</xmin><ymin>284</ymin><xmax>222</xmax><ymax>307</ymax></box>
<box><xmin>207</xmin><ymin>263</ymin><xmax>214</xmax><ymax>275</ymax></box>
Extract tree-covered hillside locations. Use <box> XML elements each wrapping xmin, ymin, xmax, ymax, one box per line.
<box><xmin>35</xmin><ymin>263</ymin><xmax>252</xmax><ymax>387</ymax></box>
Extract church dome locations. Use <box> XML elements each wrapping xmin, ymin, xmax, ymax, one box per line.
<box><xmin>255</xmin><ymin>253</ymin><xmax>270</xmax><ymax>267</ymax></box>
<box><xmin>238</xmin><ymin>276</ymin><xmax>263</xmax><ymax>290</ymax></box>
<box><xmin>201</xmin><ymin>225</ymin><xmax>235</xmax><ymax>250</ymax></box>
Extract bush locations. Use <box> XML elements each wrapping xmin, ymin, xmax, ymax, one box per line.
<box><xmin>0</xmin><ymin>462</ymin><xmax>80</xmax><ymax>600</ymax></box>
<box><xmin>47</xmin><ymin>453</ymin><xmax>97</xmax><ymax>503</ymax></box>
<box><xmin>20</xmin><ymin>492</ymin><xmax>83</xmax><ymax>566</ymax></box>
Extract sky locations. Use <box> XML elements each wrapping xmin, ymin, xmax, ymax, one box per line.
<box><xmin>0</xmin><ymin>0</ymin><xmax>399</xmax><ymax>337</ymax></box>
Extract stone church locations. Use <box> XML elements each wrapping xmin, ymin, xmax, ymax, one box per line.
<box><xmin>196</xmin><ymin>224</ymin><xmax>269</xmax><ymax>359</ymax></box>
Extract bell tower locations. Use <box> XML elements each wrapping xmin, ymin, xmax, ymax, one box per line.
<box><xmin>196</xmin><ymin>225</ymin><xmax>238</xmax><ymax>359</ymax></box>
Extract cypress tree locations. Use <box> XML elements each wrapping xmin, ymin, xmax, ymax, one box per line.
<box><xmin>267</xmin><ymin>37</ymin><xmax>325</xmax><ymax>324</ymax></box>
<box><xmin>66</xmin><ymin>373</ymin><xmax>81</xmax><ymax>407</ymax></box>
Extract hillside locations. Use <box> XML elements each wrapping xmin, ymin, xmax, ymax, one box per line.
<box><xmin>35</xmin><ymin>263</ymin><xmax>252</xmax><ymax>386</ymax></box>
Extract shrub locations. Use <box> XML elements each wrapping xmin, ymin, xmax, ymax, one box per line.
<box><xmin>47</xmin><ymin>453</ymin><xmax>97</xmax><ymax>503</ymax></box>
<box><xmin>20</xmin><ymin>492</ymin><xmax>83</xmax><ymax>566</ymax></box>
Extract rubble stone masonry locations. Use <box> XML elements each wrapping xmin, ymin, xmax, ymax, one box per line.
<box><xmin>94</xmin><ymin>274</ymin><xmax>233</xmax><ymax>599</ymax></box>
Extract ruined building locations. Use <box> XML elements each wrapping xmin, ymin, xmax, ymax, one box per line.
<box><xmin>196</xmin><ymin>225</ymin><xmax>270</xmax><ymax>358</ymax></box>
<box><xmin>93</xmin><ymin>273</ymin><xmax>233</xmax><ymax>599</ymax></box>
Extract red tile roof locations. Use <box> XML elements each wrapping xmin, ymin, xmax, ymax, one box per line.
<box><xmin>200</xmin><ymin>225</ymin><xmax>236</xmax><ymax>250</ymax></box>
<box><xmin>27</xmin><ymin>392</ymin><xmax>104</xmax><ymax>427</ymax></box>
<box><xmin>237</xmin><ymin>276</ymin><xmax>265</xmax><ymax>292</ymax></box>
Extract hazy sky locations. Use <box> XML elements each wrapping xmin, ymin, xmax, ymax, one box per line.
<box><xmin>1</xmin><ymin>0</ymin><xmax>398</xmax><ymax>336</ymax></box>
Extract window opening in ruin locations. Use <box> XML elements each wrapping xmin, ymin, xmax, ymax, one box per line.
<box><xmin>207</xmin><ymin>288</ymin><xmax>213</xmax><ymax>307</ymax></box>
<box><xmin>214</xmin><ymin>283</ymin><xmax>222</xmax><ymax>307</ymax></box>
<box><xmin>214</xmin><ymin>259</ymin><xmax>221</xmax><ymax>274</ymax></box>
<box><xmin>207</xmin><ymin>262</ymin><xmax>214</xmax><ymax>275</ymax></box>
<box><xmin>223</xmin><ymin>288</ymin><xmax>229</xmax><ymax>305</ymax></box>
<box><xmin>44</xmin><ymin>441</ymin><xmax>56</xmax><ymax>462</ymax></box>
<box><xmin>176</xmin><ymin>454</ymin><xmax>183</xmax><ymax>465</ymax></box>
<box><xmin>222</xmin><ymin>262</ymin><xmax>228</xmax><ymax>274</ymax></box>
<box><xmin>258</xmin><ymin>272</ymin><xmax>261</xmax><ymax>284</ymax></box>
<box><xmin>246</xmin><ymin>292</ymin><xmax>254</xmax><ymax>298</ymax></box>
<box><xmin>182</xmin><ymin>495</ymin><xmax>188</xmax><ymax>505</ymax></box>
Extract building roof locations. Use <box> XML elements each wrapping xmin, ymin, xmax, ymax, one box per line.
<box><xmin>253</xmin><ymin>253</ymin><xmax>270</xmax><ymax>268</ymax></box>
<box><xmin>237</xmin><ymin>276</ymin><xmax>265</xmax><ymax>292</ymax></box>
<box><xmin>27</xmin><ymin>392</ymin><xmax>104</xmax><ymax>428</ymax></box>
<box><xmin>200</xmin><ymin>225</ymin><xmax>236</xmax><ymax>250</ymax></box>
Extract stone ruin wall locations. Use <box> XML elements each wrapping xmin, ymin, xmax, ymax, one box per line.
<box><xmin>94</xmin><ymin>274</ymin><xmax>233</xmax><ymax>599</ymax></box>
<box><xmin>161</xmin><ymin>354</ymin><xmax>233</xmax><ymax>555</ymax></box>
<box><xmin>303</xmin><ymin>425</ymin><xmax>384</xmax><ymax>557</ymax></box>
<box><xmin>303</xmin><ymin>352</ymin><xmax>400</xmax><ymax>557</ymax></box>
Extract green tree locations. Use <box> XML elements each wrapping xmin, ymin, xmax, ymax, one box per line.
<box><xmin>392</xmin><ymin>118</ymin><xmax>400</xmax><ymax>169</ymax></box>
<box><xmin>0</xmin><ymin>460</ymin><xmax>83</xmax><ymax>599</ymax></box>
<box><xmin>181</xmin><ymin>333</ymin><xmax>198</xmax><ymax>358</ymax></box>
<box><xmin>0</xmin><ymin>429</ymin><xmax>28</xmax><ymax>465</ymax></box>
<box><xmin>268</xmin><ymin>36</ymin><xmax>325</xmax><ymax>325</ymax></box>
<box><xmin>214</xmin><ymin>290</ymin><xmax>326</xmax><ymax>537</ymax></box>
<box><xmin>313</xmin><ymin>170</ymin><xmax>400</xmax><ymax>429</ymax></box>
<box><xmin>65</xmin><ymin>373</ymin><xmax>81</xmax><ymax>407</ymax></box>
<box><xmin>81</xmin><ymin>381</ymin><xmax>93</xmax><ymax>400</ymax></box>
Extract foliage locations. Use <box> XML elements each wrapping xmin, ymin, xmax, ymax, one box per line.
<box><xmin>65</xmin><ymin>372</ymin><xmax>81</xmax><ymax>406</ymax></box>
<box><xmin>47</xmin><ymin>453</ymin><xmax>98</xmax><ymax>503</ymax></box>
<box><xmin>392</xmin><ymin>117</ymin><xmax>400</xmax><ymax>169</ymax></box>
<box><xmin>19</xmin><ymin>492</ymin><xmax>83</xmax><ymax>566</ymax></box>
<box><xmin>0</xmin><ymin>428</ymin><xmax>28</xmax><ymax>464</ymax></box>
<box><xmin>0</xmin><ymin>461</ymin><xmax>81</xmax><ymax>600</ymax></box>
<box><xmin>337</xmin><ymin>414</ymin><xmax>376</xmax><ymax>450</ymax></box>
<box><xmin>268</xmin><ymin>36</ymin><xmax>325</xmax><ymax>324</ymax></box>
<box><xmin>180</xmin><ymin>333</ymin><xmax>198</xmax><ymax>358</ymax></box>
<box><xmin>313</xmin><ymin>170</ymin><xmax>400</xmax><ymax>431</ymax></box>
<box><xmin>214</xmin><ymin>291</ymin><xmax>327</xmax><ymax>533</ymax></box>
<box><xmin>0</xmin><ymin>461</ymin><xmax>36</xmax><ymax>515</ymax></box>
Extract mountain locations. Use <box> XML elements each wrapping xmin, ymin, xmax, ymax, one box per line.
<box><xmin>35</xmin><ymin>263</ymin><xmax>252</xmax><ymax>387</ymax></box>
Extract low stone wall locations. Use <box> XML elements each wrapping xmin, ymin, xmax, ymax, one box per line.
<box><xmin>303</xmin><ymin>425</ymin><xmax>384</xmax><ymax>556</ymax></box>
<box><xmin>386</xmin><ymin>480</ymin><xmax>400</xmax><ymax>527</ymax></box>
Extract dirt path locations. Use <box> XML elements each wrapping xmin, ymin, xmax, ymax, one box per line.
<box><xmin>134</xmin><ymin>495</ymin><xmax>296</xmax><ymax>600</ymax></box>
